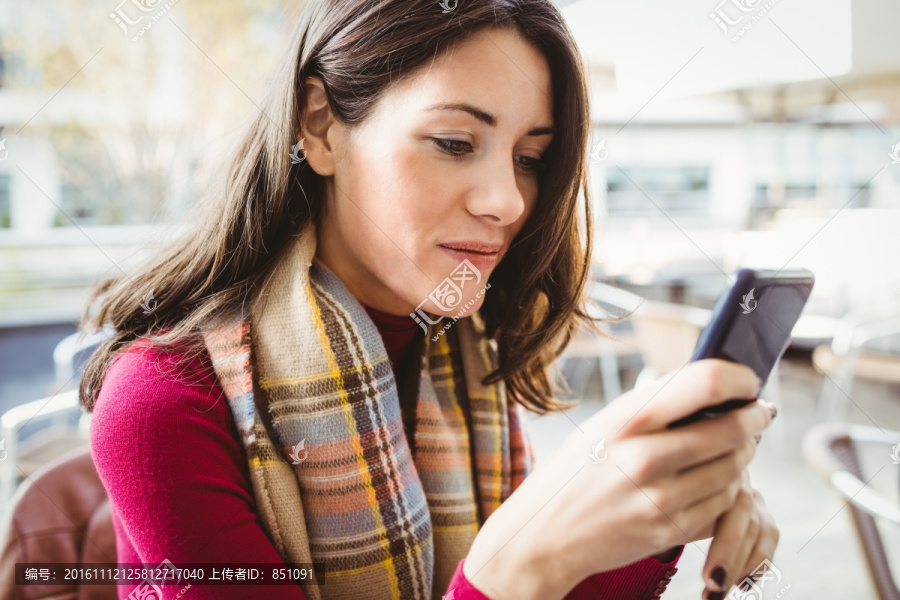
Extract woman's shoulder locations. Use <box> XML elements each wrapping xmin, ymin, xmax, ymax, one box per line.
<box><xmin>87</xmin><ymin>336</ymin><xmax>263</xmax><ymax>560</ymax></box>
<box><xmin>89</xmin><ymin>336</ymin><xmax>230</xmax><ymax>440</ymax></box>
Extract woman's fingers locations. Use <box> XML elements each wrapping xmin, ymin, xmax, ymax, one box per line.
<box><xmin>727</xmin><ymin>506</ymin><xmax>760</xmax><ymax>590</ymax></box>
<box><xmin>734</xmin><ymin>489</ymin><xmax>780</xmax><ymax>593</ymax></box>
<box><xmin>612</xmin><ymin>441</ymin><xmax>755</xmax><ymax>552</ymax></box>
<box><xmin>634</xmin><ymin>398</ymin><xmax>771</xmax><ymax>480</ymax></box>
<box><xmin>667</xmin><ymin>475</ymin><xmax>742</xmax><ymax>543</ymax></box>
<box><xmin>662</xmin><ymin>439</ymin><xmax>756</xmax><ymax>510</ymax></box>
<box><xmin>702</xmin><ymin>482</ymin><xmax>756</xmax><ymax>596</ymax></box>
<box><xmin>615</xmin><ymin>359</ymin><xmax>762</xmax><ymax>435</ymax></box>
<box><xmin>702</xmin><ymin>476</ymin><xmax>782</xmax><ymax>599</ymax></box>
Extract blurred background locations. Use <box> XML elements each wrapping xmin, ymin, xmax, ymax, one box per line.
<box><xmin>0</xmin><ymin>0</ymin><xmax>899</xmax><ymax>597</ymax></box>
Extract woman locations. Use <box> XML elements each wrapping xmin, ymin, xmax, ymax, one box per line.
<box><xmin>81</xmin><ymin>1</ymin><xmax>778</xmax><ymax>599</ymax></box>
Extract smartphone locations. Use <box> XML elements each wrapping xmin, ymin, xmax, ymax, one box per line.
<box><xmin>666</xmin><ymin>268</ymin><xmax>815</xmax><ymax>429</ymax></box>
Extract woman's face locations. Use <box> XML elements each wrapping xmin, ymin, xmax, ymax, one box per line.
<box><xmin>307</xmin><ymin>26</ymin><xmax>554</xmax><ymax>317</ymax></box>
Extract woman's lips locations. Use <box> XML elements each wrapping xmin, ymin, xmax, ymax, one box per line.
<box><xmin>438</xmin><ymin>243</ymin><xmax>500</xmax><ymax>270</ymax></box>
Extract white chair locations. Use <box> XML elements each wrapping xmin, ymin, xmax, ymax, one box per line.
<box><xmin>630</xmin><ymin>300</ymin><xmax>711</xmax><ymax>388</ymax></box>
<box><xmin>556</xmin><ymin>281</ymin><xmax>644</xmax><ymax>403</ymax></box>
<box><xmin>0</xmin><ymin>389</ymin><xmax>90</xmax><ymax>506</ymax></box>
<box><xmin>813</xmin><ymin>306</ymin><xmax>900</xmax><ymax>421</ymax></box>
<box><xmin>0</xmin><ymin>325</ymin><xmax>112</xmax><ymax>505</ymax></box>
<box><xmin>803</xmin><ymin>422</ymin><xmax>900</xmax><ymax>599</ymax></box>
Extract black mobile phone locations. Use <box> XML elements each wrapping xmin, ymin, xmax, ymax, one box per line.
<box><xmin>667</xmin><ymin>268</ymin><xmax>815</xmax><ymax>429</ymax></box>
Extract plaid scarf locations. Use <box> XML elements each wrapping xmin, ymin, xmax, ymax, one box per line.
<box><xmin>199</xmin><ymin>225</ymin><xmax>536</xmax><ymax>600</ymax></box>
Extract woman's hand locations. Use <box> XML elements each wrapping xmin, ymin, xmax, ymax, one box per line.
<box><xmin>701</xmin><ymin>470</ymin><xmax>780</xmax><ymax>599</ymax></box>
<box><xmin>462</xmin><ymin>359</ymin><xmax>775</xmax><ymax>600</ymax></box>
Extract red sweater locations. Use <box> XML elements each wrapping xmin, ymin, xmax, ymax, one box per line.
<box><xmin>89</xmin><ymin>307</ymin><xmax>682</xmax><ymax>599</ymax></box>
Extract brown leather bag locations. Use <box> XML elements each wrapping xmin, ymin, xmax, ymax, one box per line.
<box><xmin>0</xmin><ymin>446</ymin><xmax>117</xmax><ymax>600</ymax></box>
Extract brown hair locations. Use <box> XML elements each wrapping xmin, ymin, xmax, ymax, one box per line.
<box><xmin>79</xmin><ymin>0</ymin><xmax>605</xmax><ymax>415</ymax></box>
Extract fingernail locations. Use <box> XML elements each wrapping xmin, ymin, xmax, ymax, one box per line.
<box><xmin>754</xmin><ymin>432</ymin><xmax>762</xmax><ymax>445</ymax></box>
<box><xmin>705</xmin><ymin>591</ymin><xmax>725</xmax><ymax>600</ymax></box>
<box><xmin>761</xmin><ymin>398</ymin><xmax>777</xmax><ymax>420</ymax></box>
<box><xmin>740</xmin><ymin>580</ymin><xmax>752</xmax><ymax>591</ymax></box>
<box><xmin>711</xmin><ymin>566</ymin><xmax>726</xmax><ymax>588</ymax></box>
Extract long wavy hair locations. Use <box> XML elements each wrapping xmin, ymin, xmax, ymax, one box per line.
<box><xmin>78</xmin><ymin>0</ymin><xmax>607</xmax><ymax>415</ymax></box>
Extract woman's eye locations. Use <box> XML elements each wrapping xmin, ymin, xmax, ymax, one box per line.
<box><xmin>431</xmin><ymin>137</ymin><xmax>545</xmax><ymax>175</ymax></box>
<box><xmin>516</xmin><ymin>156</ymin><xmax>545</xmax><ymax>175</ymax></box>
<box><xmin>431</xmin><ymin>137</ymin><xmax>472</xmax><ymax>158</ymax></box>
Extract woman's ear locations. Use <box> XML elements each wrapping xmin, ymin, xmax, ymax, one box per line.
<box><xmin>299</xmin><ymin>76</ymin><xmax>339</xmax><ymax>176</ymax></box>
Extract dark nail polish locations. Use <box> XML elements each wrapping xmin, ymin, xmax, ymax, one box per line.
<box><xmin>740</xmin><ymin>580</ymin><xmax>752</xmax><ymax>591</ymax></box>
<box><xmin>705</xmin><ymin>591</ymin><xmax>725</xmax><ymax>600</ymax></box>
<box><xmin>711</xmin><ymin>566</ymin><xmax>726</xmax><ymax>587</ymax></box>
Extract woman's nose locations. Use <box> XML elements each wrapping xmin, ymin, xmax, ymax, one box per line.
<box><xmin>464</xmin><ymin>155</ymin><xmax>528</xmax><ymax>224</ymax></box>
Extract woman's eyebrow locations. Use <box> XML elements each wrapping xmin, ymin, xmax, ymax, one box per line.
<box><xmin>424</xmin><ymin>101</ymin><xmax>554</xmax><ymax>137</ymax></box>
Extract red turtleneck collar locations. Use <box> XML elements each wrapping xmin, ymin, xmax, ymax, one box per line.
<box><xmin>362</xmin><ymin>303</ymin><xmax>423</xmax><ymax>366</ymax></box>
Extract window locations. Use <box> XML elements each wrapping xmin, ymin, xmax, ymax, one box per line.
<box><xmin>604</xmin><ymin>165</ymin><xmax>710</xmax><ymax>218</ymax></box>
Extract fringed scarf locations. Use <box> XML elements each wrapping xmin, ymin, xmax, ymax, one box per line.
<box><xmin>199</xmin><ymin>224</ymin><xmax>536</xmax><ymax>600</ymax></box>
